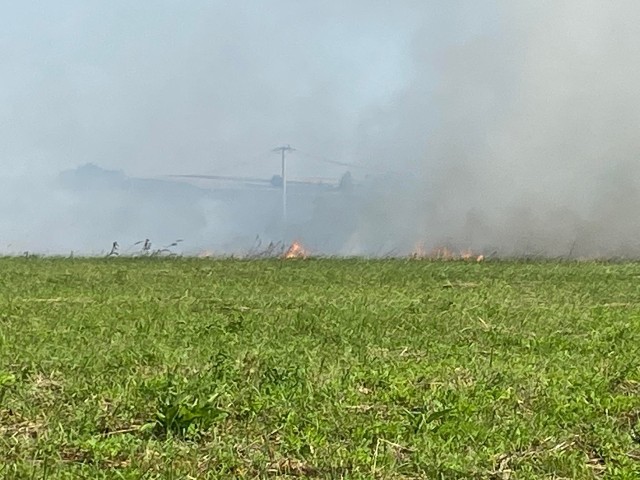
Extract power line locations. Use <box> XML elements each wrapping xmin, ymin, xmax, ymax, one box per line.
<box><xmin>295</xmin><ymin>149</ymin><xmax>365</xmax><ymax>170</ymax></box>
<box><xmin>207</xmin><ymin>149</ymin><xmax>274</xmax><ymax>176</ymax></box>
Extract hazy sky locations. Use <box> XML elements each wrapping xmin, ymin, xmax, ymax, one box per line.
<box><xmin>1</xmin><ymin>1</ymin><xmax>427</xmax><ymax>180</ymax></box>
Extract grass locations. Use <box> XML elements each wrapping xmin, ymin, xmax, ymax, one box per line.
<box><xmin>0</xmin><ymin>257</ymin><xmax>640</xmax><ymax>478</ymax></box>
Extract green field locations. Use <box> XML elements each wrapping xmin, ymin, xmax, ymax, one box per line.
<box><xmin>1</xmin><ymin>258</ymin><xmax>640</xmax><ymax>479</ymax></box>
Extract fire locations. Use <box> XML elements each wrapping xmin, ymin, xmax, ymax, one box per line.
<box><xmin>284</xmin><ymin>241</ymin><xmax>308</xmax><ymax>259</ymax></box>
<box><xmin>198</xmin><ymin>250</ymin><xmax>214</xmax><ymax>258</ymax></box>
<box><xmin>460</xmin><ymin>249</ymin><xmax>474</xmax><ymax>260</ymax></box>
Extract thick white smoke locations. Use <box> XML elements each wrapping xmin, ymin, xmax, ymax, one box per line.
<box><xmin>350</xmin><ymin>0</ymin><xmax>640</xmax><ymax>257</ymax></box>
<box><xmin>3</xmin><ymin>1</ymin><xmax>640</xmax><ymax>256</ymax></box>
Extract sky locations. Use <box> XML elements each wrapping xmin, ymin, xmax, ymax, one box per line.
<box><xmin>1</xmin><ymin>1</ymin><xmax>422</xmax><ymax>179</ymax></box>
<box><xmin>3</xmin><ymin>1</ymin><xmax>640</xmax><ymax>256</ymax></box>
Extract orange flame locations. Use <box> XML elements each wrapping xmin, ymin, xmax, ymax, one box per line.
<box><xmin>284</xmin><ymin>241</ymin><xmax>308</xmax><ymax>259</ymax></box>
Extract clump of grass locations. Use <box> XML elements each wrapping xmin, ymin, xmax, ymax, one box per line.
<box><xmin>151</xmin><ymin>393</ymin><xmax>225</xmax><ymax>439</ymax></box>
<box><xmin>145</xmin><ymin>373</ymin><xmax>226</xmax><ymax>439</ymax></box>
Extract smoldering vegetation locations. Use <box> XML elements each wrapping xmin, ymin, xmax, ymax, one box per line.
<box><xmin>3</xmin><ymin>1</ymin><xmax>640</xmax><ymax>257</ymax></box>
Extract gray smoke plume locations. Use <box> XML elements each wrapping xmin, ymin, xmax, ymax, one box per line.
<box><xmin>2</xmin><ymin>1</ymin><xmax>640</xmax><ymax>256</ymax></box>
<box><xmin>350</xmin><ymin>0</ymin><xmax>640</xmax><ymax>257</ymax></box>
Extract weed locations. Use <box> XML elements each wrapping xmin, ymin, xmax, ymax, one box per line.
<box><xmin>151</xmin><ymin>393</ymin><xmax>225</xmax><ymax>439</ymax></box>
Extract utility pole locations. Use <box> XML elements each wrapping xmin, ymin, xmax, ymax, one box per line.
<box><xmin>272</xmin><ymin>144</ymin><xmax>295</xmax><ymax>223</ymax></box>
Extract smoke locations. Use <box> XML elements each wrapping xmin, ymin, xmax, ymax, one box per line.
<box><xmin>351</xmin><ymin>0</ymin><xmax>640</xmax><ymax>257</ymax></box>
<box><xmin>2</xmin><ymin>1</ymin><xmax>640</xmax><ymax>256</ymax></box>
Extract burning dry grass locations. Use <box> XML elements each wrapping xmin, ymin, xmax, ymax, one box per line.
<box><xmin>283</xmin><ymin>240</ymin><xmax>308</xmax><ymax>259</ymax></box>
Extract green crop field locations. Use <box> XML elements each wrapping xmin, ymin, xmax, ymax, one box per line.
<box><xmin>1</xmin><ymin>257</ymin><xmax>640</xmax><ymax>479</ymax></box>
